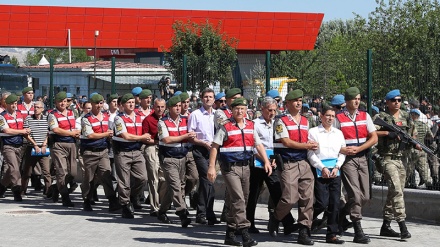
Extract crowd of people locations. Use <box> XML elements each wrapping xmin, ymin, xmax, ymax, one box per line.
<box><xmin>1</xmin><ymin>84</ymin><xmax>433</xmax><ymax>246</ymax></box>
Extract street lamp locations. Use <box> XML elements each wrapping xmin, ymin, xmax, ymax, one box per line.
<box><xmin>94</xmin><ymin>30</ymin><xmax>99</xmax><ymax>84</ymax></box>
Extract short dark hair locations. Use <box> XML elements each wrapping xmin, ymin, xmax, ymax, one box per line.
<box><xmin>201</xmin><ymin>88</ymin><xmax>214</xmax><ymax>98</ymax></box>
<box><xmin>320</xmin><ymin>105</ymin><xmax>334</xmax><ymax>115</ymax></box>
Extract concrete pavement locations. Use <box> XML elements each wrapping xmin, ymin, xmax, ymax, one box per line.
<box><xmin>0</xmin><ymin>187</ymin><xmax>439</xmax><ymax>247</ymax></box>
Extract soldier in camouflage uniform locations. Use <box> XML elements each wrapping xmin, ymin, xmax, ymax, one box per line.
<box><xmin>407</xmin><ymin>109</ymin><xmax>434</xmax><ymax>189</ymax></box>
<box><xmin>373</xmin><ymin>89</ymin><xmax>412</xmax><ymax>239</ymax></box>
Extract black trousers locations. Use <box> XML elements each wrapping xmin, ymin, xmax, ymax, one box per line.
<box><xmin>246</xmin><ymin>166</ymin><xmax>295</xmax><ymax>227</ymax></box>
<box><xmin>193</xmin><ymin>146</ymin><xmax>216</xmax><ymax>219</ymax></box>
<box><xmin>313</xmin><ymin>175</ymin><xmax>341</xmax><ymax>236</ymax></box>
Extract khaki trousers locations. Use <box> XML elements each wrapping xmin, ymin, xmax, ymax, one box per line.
<box><xmin>143</xmin><ymin>144</ymin><xmax>167</xmax><ymax>212</ymax></box>
<box><xmin>1</xmin><ymin>145</ymin><xmax>25</xmax><ymax>188</ymax></box>
<box><xmin>160</xmin><ymin>156</ymin><xmax>187</xmax><ymax>213</ymax></box>
<box><xmin>51</xmin><ymin>142</ymin><xmax>77</xmax><ymax>193</ymax></box>
<box><xmin>274</xmin><ymin>160</ymin><xmax>314</xmax><ymax>228</ymax></box>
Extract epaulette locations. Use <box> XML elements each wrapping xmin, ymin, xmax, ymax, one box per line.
<box><xmin>83</xmin><ymin>112</ymin><xmax>92</xmax><ymax>118</ymax></box>
<box><xmin>274</xmin><ymin>114</ymin><xmax>286</xmax><ymax>119</ymax></box>
<box><xmin>117</xmin><ymin>112</ymin><xmax>124</xmax><ymax>117</ymax></box>
<box><xmin>0</xmin><ymin>111</ymin><xmax>6</xmax><ymax>116</ymax></box>
<box><xmin>220</xmin><ymin>106</ymin><xmax>228</xmax><ymax>110</ymax></box>
<box><xmin>161</xmin><ymin>116</ymin><xmax>169</xmax><ymax>121</ymax></box>
<box><xmin>180</xmin><ymin>115</ymin><xmax>188</xmax><ymax>119</ymax></box>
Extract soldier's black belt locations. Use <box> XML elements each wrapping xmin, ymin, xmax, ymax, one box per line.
<box><xmin>283</xmin><ymin>159</ymin><xmax>303</xmax><ymax>163</ymax></box>
<box><xmin>230</xmin><ymin>161</ymin><xmax>250</xmax><ymax>167</ymax></box>
<box><xmin>4</xmin><ymin>144</ymin><xmax>22</xmax><ymax>148</ymax></box>
<box><xmin>84</xmin><ymin>147</ymin><xmax>107</xmax><ymax>152</ymax></box>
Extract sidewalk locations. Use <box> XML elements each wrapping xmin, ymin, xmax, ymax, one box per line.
<box><xmin>0</xmin><ymin>187</ymin><xmax>439</xmax><ymax>247</ymax></box>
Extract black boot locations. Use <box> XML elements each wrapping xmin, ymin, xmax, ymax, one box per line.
<box><xmin>33</xmin><ymin>175</ymin><xmax>43</xmax><ymax>191</ymax></box>
<box><xmin>157</xmin><ymin>211</ymin><xmax>173</xmax><ymax>224</ymax></box>
<box><xmin>12</xmin><ymin>186</ymin><xmax>22</xmax><ymax>202</ymax></box>
<box><xmin>61</xmin><ymin>193</ymin><xmax>74</xmax><ymax>207</ymax></box>
<box><xmin>297</xmin><ymin>225</ymin><xmax>314</xmax><ymax>245</ymax></box>
<box><xmin>121</xmin><ymin>203</ymin><xmax>134</xmax><ymax>219</ymax></box>
<box><xmin>380</xmin><ymin>220</ymin><xmax>400</xmax><ymax>237</ymax></box>
<box><xmin>51</xmin><ymin>184</ymin><xmax>59</xmax><ymax>203</ymax></box>
<box><xmin>268</xmin><ymin>213</ymin><xmax>280</xmax><ymax>237</ymax></box>
<box><xmin>176</xmin><ymin>210</ymin><xmax>191</xmax><ymax>228</ymax></box>
<box><xmin>0</xmin><ymin>183</ymin><xmax>6</xmax><ymax>198</ymax></box>
<box><xmin>108</xmin><ymin>196</ymin><xmax>122</xmax><ymax>212</ymax></box>
<box><xmin>83</xmin><ymin>199</ymin><xmax>93</xmax><ymax>211</ymax></box>
<box><xmin>353</xmin><ymin>220</ymin><xmax>370</xmax><ymax>244</ymax></box>
<box><xmin>224</xmin><ymin>227</ymin><xmax>242</xmax><ymax>246</ymax></box>
<box><xmin>398</xmin><ymin>221</ymin><xmax>411</xmax><ymax>239</ymax></box>
<box><xmin>241</xmin><ymin>228</ymin><xmax>258</xmax><ymax>247</ymax></box>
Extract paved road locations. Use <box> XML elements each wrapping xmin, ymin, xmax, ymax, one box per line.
<box><xmin>0</xmin><ymin>187</ymin><xmax>439</xmax><ymax>247</ymax></box>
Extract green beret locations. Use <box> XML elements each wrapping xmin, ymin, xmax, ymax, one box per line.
<box><xmin>90</xmin><ymin>94</ymin><xmax>104</xmax><ymax>104</ymax></box>
<box><xmin>139</xmin><ymin>89</ymin><xmax>152</xmax><ymax>99</ymax></box>
<box><xmin>225</xmin><ymin>88</ymin><xmax>242</xmax><ymax>99</ymax></box>
<box><xmin>106</xmin><ymin>94</ymin><xmax>119</xmax><ymax>104</ymax></box>
<box><xmin>121</xmin><ymin>93</ymin><xmax>134</xmax><ymax>104</ymax></box>
<box><xmin>230</xmin><ymin>97</ymin><xmax>247</xmax><ymax>108</ymax></box>
<box><xmin>180</xmin><ymin>92</ymin><xmax>189</xmax><ymax>102</ymax></box>
<box><xmin>5</xmin><ymin>94</ymin><xmax>18</xmax><ymax>104</ymax></box>
<box><xmin>345</xmin><ymin>87</ymin><xmax>360</xmax><ymax>101</ymax></box>
<box><xmin>55</xmin><ymin>91</ymin><xmax>67</xmax><ymax>102</ymax></box>
<box><xmin>285</xmin><ymin>89</ymin><xmax>303</xmax><ymax>101</ymax></box>
<box><xmin>167</xmin><ymin>95</ymin><xmax>181</xmax><ymax>107</ymax></box>
<box><xmin>22</xmin><ymin>87</ymin><xmax>33</xmax><ymax>94</ymax></box>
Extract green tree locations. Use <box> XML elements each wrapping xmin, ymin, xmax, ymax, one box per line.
<box><xmin>24</xmin><ymin>48</ymin><xmax>91</xmax><ymax>66</ymax></box>
<box><xmin>165</xmin><ymin>20</ymin><xmax>238</xmax><ymax>92</ymax></box>
<box><xmin>10</xmin><ymin>56</ymin><xmax>19</xmax><ymax>66</ymax></box>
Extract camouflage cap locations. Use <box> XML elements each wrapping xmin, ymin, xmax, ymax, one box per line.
<box><xmin>55</xmin><ymin>91</ymin><xmax>67</xmax><ymax>102</ymax></box>
<box><xmin>225</xmin><ymin>88</ymin><xmax>242</xmax><ymax>99</ymax></box>
<box><xmin>5</xmin><ymin>94</ymin><xmax>18</xmax><ymax>104</ymax></box>
<box><xmin>90</xmin><ymin>94</ymin><xmax>104</xmax><ymax>104</ymax></box>
<box><xmin>179</xmin><ymin>92</ymin><xmax>189</xmax><ymax>102</ymax></box>
<box><xmin>230</xmin><ymin>97</ymin><xmax>247</xmax><ymax>108</ymax></box>
<box><xmin>345</xmin><ymin>87</ymin><xmax>360</xmax><ymax>101</ymax></box>
<box><xmin>167</xmin><ymin>95</ymin><xmax>181</xmax><ymax>107</ymax></box>
<box><xmin>285</xmin><ymin>89</ymin><xmax>303</xmax><ymax>101</ymax></box>
<box><xmin>121</xmin><ymin>93</ymin><xmax>134</xmax><ymax>104</ymax></box>
<box><xmin>139</xmin><ymin>89</ymin><xmax>152</xmax><ymax>99</ymax></box>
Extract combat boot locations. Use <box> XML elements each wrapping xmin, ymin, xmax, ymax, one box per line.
<box><xmin>267</xmin><ymin>213</ymin><xmax>280</xmax><ymax>237</ymax></box>
<box><xmin>51</xmin><ymin>184</ymin><xmax>59</xmax><ymax>203</ymax></box>
<box><xmin>61</xmin><ymin>193</ymin><xmax>74</xmax><ymax>207</ymax></box>
<box><xmin>121</xmin><ymin>203</ymin><xmax>134</xmax><ymax>219</ymax></box>
<box><xmin>297</xmin><ymin>225</ymin><xmax>314</xmax><ymax>245</ymax></box>
<box><xmin>241</xmin><ymin>228</ymin><xmax>257</xmax><ymax>247</ymax></box>
<box><xmin>176</xmin><ymin>210</ymin><xmax>191</xmax><ymax>228</ymax></box>
<box><xmin>353</xmin><ymin>220</ymin><xmax>370</xmax><ymax>244</ymax></box>
<box><xmin>398</xmin><ymin>221</ymin><xmax>411</xmax><ymax>239</ymax></box>
<box><xmin>224</xmin><ymin>227</ymin><xmax>242</xmax><ymax>246</ymax></box>
<box><xmin>83</xmin><ymin>199</ymin><xmax>93</xmax><ymax>211</ymax></box>
<box><xmin>380</xmin><ymin>220</ymin><xmax>400</xmax><ymax>237</ymax></box>
<box><xmin>108</xmin><ymin>196</ymin><xmax>122</xmax><ymax>212</ymax></box>
<box><xmin>12</xmin><ymin>186</ymin><xmax>22</xmax><ymax>202</ymax></box>
<box><xmin>0</xmin><ymin>183</ymin><xmax>6</xmax><ymax>198</ymax></box>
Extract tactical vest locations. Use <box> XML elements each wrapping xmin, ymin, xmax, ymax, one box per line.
<box><xmin>376</xmin><ymin>111</ymin><xmax>411</xmax><ymax>154</ymax></box>
<box><xmin>51</xmin><ymin>109</ymin><xmax>76</xmax><ymax>143</ymax></box>
<box><xmin>219</xmin><ymin>120</ymin><xmax>255</xmax><ymax>163</ymax></box>
<box><xmin>17</xmin><ymin>103</ymin><xmax>34</xmax><ymax>119</ymax></box>
<box><xmin>0</xmin><ymin>111</ymin><xmax>24</xmax><ymax>145</ymax></box>
<box><xmin>273</xmin><ymin>114</ymin><xmax>308</xmax><ymax>161</ymax></box>
<box><xmin>414</xmin><ymin>120</ymin><xmax>429</xmax><ymax>143</ymax></box>
<box><xmin>112</xmin><ymin>113</ymin><xmax>143</xmax><ymax>151</ymax></box>
<box><xmin>336</xmin><ymin>111</ymin><xmax>368</xmax><ymax>146</ymax></box>
<box><xmin>159</xmin><ymin>116</ymin><xmax>189</xmax><ymax>158</ymax></box>
<box><xmin>80</xmin><ymin>112</ymin><xmax>109</xmax><ymax>149</ymax></box>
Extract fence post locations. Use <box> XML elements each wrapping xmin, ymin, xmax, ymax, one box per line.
<box><xmin>367</xmin><ymin>49</ymin><xmax>372</xmax><ymax>115</ymax></box>
<box><xmin>111</xmin><ymin>57</ymin><xmax>116</xmax><ymax>94</ymax></box>
<box><xmin>183</xmin><ymin>54</ymin><xmax>187</xmax><ymax>92</ymax></box>
<box><xmin>265</xmin><ymin>51</ymin><xmax>271</xmax><ymax>93</ymax></box>
<box><xmin>49</xmin><ymin>58</ymin><xmax>54</xmax><ymax>109</ymax></box>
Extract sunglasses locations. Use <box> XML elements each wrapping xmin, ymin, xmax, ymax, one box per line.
<box><xmin>390</xmin><ymin>98</ymin><xmax>402</xmax><ymax>102</ymax></box>
<box><xmin>218</xmin><ymin>100</ymin><xmax>226</xmax><ymax>103</ymax></box>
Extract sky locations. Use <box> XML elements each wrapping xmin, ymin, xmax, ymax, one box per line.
<box><xmin>0</xmin><ymin>0</ymin><xmax>379</xmax><ymax>22</ymax></box>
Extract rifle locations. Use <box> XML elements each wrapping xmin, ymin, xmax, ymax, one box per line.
<box><xmin>373</xmin><ymin>117</ymin><xmax>440</xmax><ymax>159</ymax></box>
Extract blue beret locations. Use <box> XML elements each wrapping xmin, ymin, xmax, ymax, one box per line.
<box><xmin>174</xmin><ymin>91</ymin><xmax>182</xmax><ymax>96</ymax></box>
<box><xmin>385</xmin><ymin>89</ymin><xmax>401</xmax><ymax>100</ymax></box>
<box><xmin>131</xmin><ymin>87</ymin><xmax>142</xmax><ymax>96</ymax></box>
<box><xmin>215</xmin><ymin>92</ymin><xmax>225</xmax><ymax>101</ymax></box>
<box><xmin>331</xmin><ymin>94</ymin><xmax>345</xmax><ymax>106</ymax></box>
<box><xmin>371</xmin><ymin>105</ymin><xmax>379</xmax><ymax>113</ymax></box>
<box><xmin>266</xmin><ymin>89</ymin><xmax>280</xmax><ymax>99</ymax></box>
<box><xmin>66</xmin><ymin>92</ymin><xmax>73</xmax><ymax>98</ymax></box>
<box><xmin>89</xmin><ymin>92</ymin><xmax>98</xmax><ymax>98</ymax></box>
<box><xmin>410</xmin><ymin>109</ymin><xmax>421</xmax><ymax>115</ymax></box>
<box><xmin>302</xmin><ymin>103</ymin><xmax>309</xmax><ymax>109</ymax></box>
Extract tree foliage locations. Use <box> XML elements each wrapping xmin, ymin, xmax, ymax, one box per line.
<box><xmin>165</xmin><ymin>20</ymin><xmax>238</xmax><ymax>92</ymax></box>
<box><xmin>24</xmin><ymin>48</ymin><xmax>91</xmax><ymax>66</ymax></box>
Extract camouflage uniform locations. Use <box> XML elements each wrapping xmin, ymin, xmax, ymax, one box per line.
<box><xmin>374</xmin><ymin>110</ymin><xmax>416</xmax><ymax>222</ymax></box>
<box><xmin>407</xmin><ymin>120</ymin><xmax>434</xmax><ymax>187</ymax></box>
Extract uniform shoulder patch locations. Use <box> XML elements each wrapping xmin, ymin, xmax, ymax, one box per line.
<box><xmin>275</xmin><ymin>124</ymin><xmax>283</xmax><ymax>134</ymax></box>
<box><xmin>0</xmin><ymin>119</ymin><xmax>4</xmax><ymax>127</ymax></box>
<box><xmin>115</xmin><ymin>122</ymin><xmax>123</xmax><ymax>132</ymax></box>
